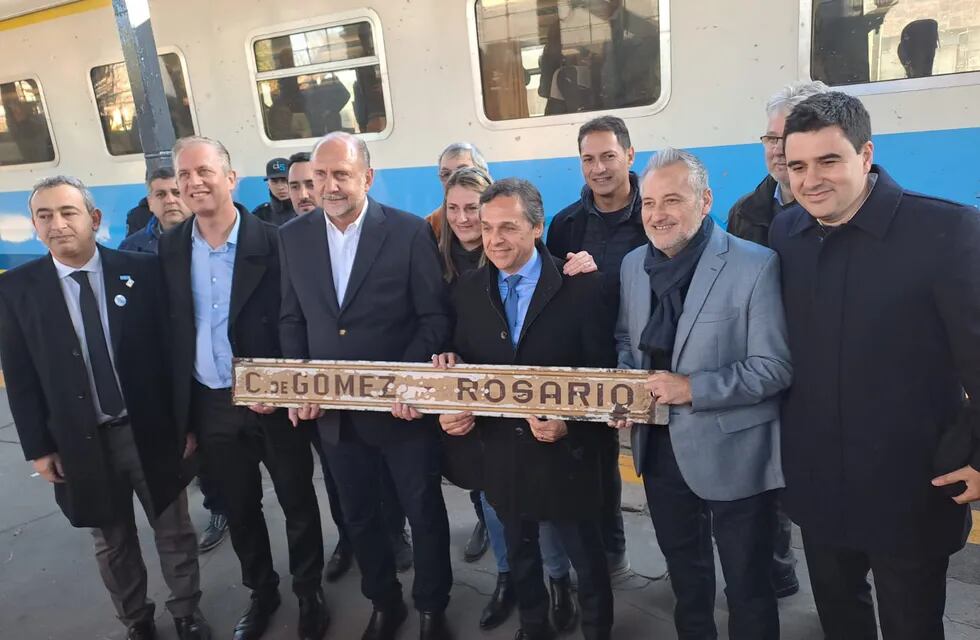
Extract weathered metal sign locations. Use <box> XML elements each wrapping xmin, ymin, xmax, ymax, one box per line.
<box><xmin>232</xmin><ymin>358</ymin><xmax>668</xmax><ymax>425</ymax></box>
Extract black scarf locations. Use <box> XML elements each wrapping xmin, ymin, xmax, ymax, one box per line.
<box><xmin>638</xmin><ymin>216</ymin><xmax>715</xmax><ymax>360</ymax></box>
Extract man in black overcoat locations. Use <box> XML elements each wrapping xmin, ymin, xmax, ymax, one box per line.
<box><xmin>160</xmin><ymin>137</ymin><xmax>326</xmax><ymax>640</ymax></box>
<box><xmin>279</xmin><ymin>132</ymin><xmax>453</xmax><ymax>640</ymax></box>
<box><xmin>0</xmin><ymin>176</ymin><xmax>208</xmax><ymax>640</ymax></box>
<box><xmin>436</xmin><ymin>178</ymin><xmax>616</xmax><ymax>640</ymax></box>
<box><xmin>770</xmin><ymin>91</ymin><xmax>980</xmax><ymax>640</ymax></box>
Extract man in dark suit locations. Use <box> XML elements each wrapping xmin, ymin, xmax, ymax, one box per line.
<box><xmin>771</xmin><ymin>92</ymin><xmax>980</xmax><ymax>640</ymax></box>
<box><xmin>160</xmin><ymin>137</ymin><xmax>327</xmax><ymax>640</ymax></box>
<box><xmin>436</xmin><ymin>178</ymin><xmax>615</xmax><ymax>640</ymax></box>
<box><xmin>279</xmin><ymin>131</ymin><xmax>453</xmax><ymax>640</ymax></box>
<box><xmin>0</xmin><ymin>176</ymin><xmax>209</xmax><ymax>640</ymax></box>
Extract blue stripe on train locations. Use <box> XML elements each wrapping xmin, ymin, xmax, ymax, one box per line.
<box><xmin>0</xmin><ymin>126</ymin><xmax>977</xmax><ymax>269</ymax></box>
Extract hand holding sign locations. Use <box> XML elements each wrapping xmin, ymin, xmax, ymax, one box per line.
<box><xmin>527</xmin><ymin>416</ymin><xmax>568</xmax><ymax>442</ymax></box>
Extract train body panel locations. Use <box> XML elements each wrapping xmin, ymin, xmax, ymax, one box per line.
<box><xmin>0</xmin><ymin>0</ymin><xmax>977</xmax><ymax>268</ymax></box>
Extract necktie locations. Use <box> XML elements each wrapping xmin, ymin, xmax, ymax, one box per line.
<box><xmin>502</xmin><ymin>274</ymin><xmax>523</xmax><ymax>347</ymax></box>
<box><xmin>69</xmin><ymin>271</ymin><xmax>124</xmax><ymax>417</ymax></box>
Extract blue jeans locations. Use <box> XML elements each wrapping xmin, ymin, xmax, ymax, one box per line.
<box><xmin>480</xmin><ymin>493</ymin><xmax>571</xmax><ymax>579</ymax></box>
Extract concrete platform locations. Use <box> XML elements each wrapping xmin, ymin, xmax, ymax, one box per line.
<box><xmin>0</xmin><ymin>391</ymin><xmax>977</xmax><ymax>639</ymax></box>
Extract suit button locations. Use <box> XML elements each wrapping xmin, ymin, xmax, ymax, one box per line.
<box><xmin>500</xmin><ymin>331</ymin><xmax>508</xmax><ymax>340</ymax></box>
<box><xmin>71</xmin><ymin>348</ymin><xmax>81</xmax><ymax>357</ymax></box>
<box><xmin>84</xmin><ymin>434</ymin><xmax>94</xmax><ymax>440</ymax></box>
<box><xmin>77</xmin><ymin>393</ymin><xmax>86</xmax><ymax>400</ymax></box>
<box><xmin>338</xmin><ymin>329</ymin><xmax>347</xmax><ymax>336</ymax></box>
<box><xmin>515</xmin><ymin>426</ymin><xmax>524</xmax><ymax>435</ymax></box>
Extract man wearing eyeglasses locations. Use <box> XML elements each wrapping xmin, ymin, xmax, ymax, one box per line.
<box><xmin>725</xmin><ymin>80</ymin><xmax>827</xmax><ymax>600</ymax></box>
<box><xmin>727</xmin><ymin>81</ymin><xmax>829</xmax><ymax>247</ymax></box>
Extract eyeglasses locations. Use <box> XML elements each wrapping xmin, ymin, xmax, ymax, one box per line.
<box><xmin>760</xmin><ymin>135</ymin><xmax>784</xmax><ymax>147</ymax></box>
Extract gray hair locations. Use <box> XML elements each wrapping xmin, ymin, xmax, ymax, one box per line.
<box><xmin>438</xmin><ymin>142</ymin><xmax>489</xmax><ymax>174</ymax></box>
<box><xmin>29</xmin><ymin>175</ymin><xmax>97</xmax><ymax>214</ymax></box>
<box><xmin>172</xmin><ymin>136</ymin><xmax>233</xmax><ymax>174</ymax></box>
<box><xmin>313</xmin><ymin>131</ymin><xmax>371</xmax><ymax>168</ymax></box>
<box><xmin>765</xmin><ymin>81</ymin><xmax>830</xmax><ymax>118</ymax></box>
<box><xmin>641</xmin><ymin>148</ymin><xmax>710</xmax><ymax>200</ymax></box>
<box><xmin>479</xmin><ymin>177</ymin><xmax>544</xmax><ymax>227</ymax></box>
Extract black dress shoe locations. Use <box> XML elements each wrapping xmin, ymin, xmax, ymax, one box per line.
<box><xmin>419</xmin><ymin>610</ymin><xmax>451</xmax><ymax>640</ymax></box>
<box><xmin>391</xmin><ymin>530</ymin><xmax>414</xmax><ymax>573</ymax></box>
<box><xmin>127</xmin><ymin>620</ymin><xmax>156</xmax><ymax>640</ymax></box>
<box><xmin>198</xmin><ymin>513</ymin><xmax>228</xmax><ymax>553</ymax></box>
<box><xmin>233</xmin><ymin>590</ymin><xmax>281</xmax><ymax>640</ymax></box>
<box><xmin>325</xmin><ymin>541</ymin><xmax>353</xmax><ymax>583</ymax></box>
<box><xmin>174</xmin><ymin>613</ymin><xmax>211</xmax><ymax>640</ymax></box>
<box><xmin>462</xmin><ymin>519</ymin><xmax>489</xmax><ymax>562</ymax></box>
<box><xmin>549</xmin><ymin>575</ymin><xmax>578</xmax><ymax>633</ymax></box>
<box><xmin>480</xmin><ymin>572</ymin><xmax>516</xmax><ymax>630</ymax></box>
<box><xmin>361</xmin><ymin>600</ymin><xmax>408</xmax><ymax>640</ymax></box>
<box><xmin>297</xmin><ymin>588</ymin><xmax>330</xmax><ymax>640</ymax></box>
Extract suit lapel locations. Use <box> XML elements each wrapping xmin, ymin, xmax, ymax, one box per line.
<box><xmin>672</xmin><ymin>226</ymin><xmax>728</xmax><ymax>370</ymax></box>
<box><xmin>518</xmin><ymin>248</ymin><xmax>561</xmax><ymax>346</ymax></box>
<box><xmin>340</xmin><ymin>199</ymin><xmax>387</xmax><ymax>313</ymax></box>
<box><xmin>98</xmin><ymin>246</ymin><xmax>127</xmax><ymax>356</ymax></box>
<box><xmin>163</xmin><ymin>220</ymin><xmax>195</xmax><ymax>331</ymax></box>
<box><xmin>32</xmin><ymin>256</ymin><xmax>84</xmax><ymax>355</ymax></box>
<box><xmin>304</xmin><ymin>211</ymin><xmax>340</xmax><ymax>316</ymax></box>
<box><xmin>229</xmin><ymin>209</ymin><xmax>269</xmax><ymax>327</ymax></box>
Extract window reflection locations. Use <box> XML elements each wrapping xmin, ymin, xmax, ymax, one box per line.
<box><xmin>0</xmin><ymin>79</ymin><xmax>55</xmax><ymax>166</ymax></box>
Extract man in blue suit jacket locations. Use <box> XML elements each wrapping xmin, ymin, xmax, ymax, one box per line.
<box><xmin>613</xmin><ymin>149</ymin><xmax>792</xmax><ymax>640</ymax></box>
<box><xmin>279</xmin><ymin>132</ymin><xmax>453</xmax><ymax>640</ymax></box>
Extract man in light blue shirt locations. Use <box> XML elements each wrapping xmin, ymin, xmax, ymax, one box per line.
<box><xmin>190</xmin><ymin>211</ymin><xmax>239</xmax><ymax>388</ymax></box>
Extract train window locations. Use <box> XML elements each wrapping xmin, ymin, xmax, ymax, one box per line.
<box><xmin>809</xmin><ymin>0</ymin><xmax>980</xmax><ymax>86</ymax></box>
<box><xmin>252</xmin><ymin>20</ymin><xmax>388</xmax><ymax>140</ymax></box>
<box><xmin>473</xmin><ymin>0</ymin><xmax>663</xmax><ymax>121</ymax></box>
<box><xmin>90</xmin><ymin>53</ymin><xmax>196</xmax><ymax>156</ymax></box>
<box><xmin>0</xmin><ymin>79</ymin><xmax>56</xmax><ymax>166</ymax></box>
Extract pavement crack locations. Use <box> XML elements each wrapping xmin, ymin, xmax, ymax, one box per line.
<box><xmin>0</xmin><ymin>509</ymin><xmax>61</xmax><ymax>536</ymax></box>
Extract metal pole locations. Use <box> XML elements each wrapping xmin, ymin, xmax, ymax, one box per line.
<box><xmin>110</xmin><ymin>0</ymin><xmax>176</xmax><ymax>174</ymax></box>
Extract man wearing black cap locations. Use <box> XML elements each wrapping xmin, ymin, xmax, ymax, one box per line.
<box><xmin>251</xmin><ymin>157</ymin><xmax>295</xmax><ymax>226</ymax></box>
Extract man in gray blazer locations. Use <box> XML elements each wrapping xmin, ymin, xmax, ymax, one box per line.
<box><xmin>612</xmin><ymin>148</ymin><xmax>791</xmax><ymax>640</ymax></box>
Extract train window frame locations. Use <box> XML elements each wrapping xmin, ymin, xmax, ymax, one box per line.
<box><xmin>798</xmin><ymin>0</ymin><xmax>980</xmax><ymax>95</ymax></box>
<box><xmin>466</xmin><ymin>0</ymin><xmax>672</xmax><ymax>130</ymax></box>
<box><xmin>0</xmin><ymin>74</ymin><xmax>60</xmax><ymax>171</ymax></box>
<box><xmin>244</xmin><ymin>8</ymin><xmax>394</xmax><ymax>146</ymax></box>
<box><xmin>85</xmin><ymin>46</ymin><xmax>200</xmax><ymax>161</ymax></box>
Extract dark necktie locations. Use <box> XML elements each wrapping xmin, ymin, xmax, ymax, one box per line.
<box><xmin>69</xmin><ymin>271</ymin><xmax>124</xmax><ymax>417</ymax></box>
<box><xmin>502</xmin><ymin>274</ymin><xmax>523</xmax><ymax>347</ymax></box>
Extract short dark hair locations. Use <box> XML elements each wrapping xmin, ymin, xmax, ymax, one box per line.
<box><xmin>577</xmin><ymin>115</ymin><xmax>632</xmax><ymax>152</ymax></box>
<box><xmin>288</xmin><ymin>151</ymin><xmax>310</xmax><ymax>170</ymax></box>
<box><xmin>146</xmin><ymin>166</ymin><xmax>175</xmax><ymax>187</ymax></box>
<box><xmin>479</xmin><ymin>177</ymin><xmax>544</xmax><ymax>227</ymax></box>
<box><xmin>783</xmin><ymin>91</ymin><xmax>872</xmax><ymax>153</ymax></box>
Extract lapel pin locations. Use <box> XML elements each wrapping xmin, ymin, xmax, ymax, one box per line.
<box><xmin>114</xmin><ymin>294</ymin><xmax>127</xmax><ymax>307</ymax></box>
<box><xmin>119</xmin><ymin>274</ymin><xmax>135</xmax><ymax>288</ymax></box>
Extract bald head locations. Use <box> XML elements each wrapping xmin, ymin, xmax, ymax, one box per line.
<box><xmin>313</xmin><ymin>132</ymin><xmax>371</xmax><ymax>170</ymax></box>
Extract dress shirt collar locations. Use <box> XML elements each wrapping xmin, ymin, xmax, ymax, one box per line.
<box><xmin>498</xmin><ymin>245</ymin><xmax>542</xmax><ymax>286</ymax></box>
<box><xmin>324</xmin><ymin>198</ymin><xmax>369</xmax><ymax>235</ymax></box>
<box><xmin>53</xmin><ymin>248</ymin><xmax>101</xmax><ymax>280</ymax></box>
<box><xmin>192</xmin><ymin>209</ymin><xmax>241</xmax><ymax>249</ymax></box>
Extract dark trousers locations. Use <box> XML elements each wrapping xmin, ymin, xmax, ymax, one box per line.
<box><xmin>192</xmin><ymin>383</ymin><xmax>323</xmax><ymax>595</ymax></box>
<box><xmin>92</xmin><ymin>422</ymin><xmax>201</xmax><ymax>627</ymax></box>
<box><xmin>197</xmin><ymin>461</ymin><xmax>224</xmax><ymax>516</ymax></box>
<box><xmin>598</xmin><ymin>429</ymin><xmax>627</xmax><ymax>558</ymax></box>
<box><xmin>642</xmin><ymin>430</ymin><xmax>778</xmax><ymax>640</ymax></box>
<box><xmin>802</xmin><ymin>532</ymin><xmax>950</xmax><ymax>640</ymax></box>
<box><xmin>498</xmin><ymin>514</ymin><xmax>613</xmax><ymax>640</ymax></box>
<box><xmin>320</xmin><ymin>422</ymin><xmax>452</xmax><ymax>612</ymax></box>
<box><xmin>772</xmin><ymin>500</ymin><xmax>797</xmax><ymax>582</ymax></box>
<box><xmin>470</xmin><ymin>490</ymin><xmax>485</xmax><ymax>522</ymax></box>
<box><xmin>310</xmin><ymin>425</ymin><xmax>407</xmax><ymax>549</ymax></box>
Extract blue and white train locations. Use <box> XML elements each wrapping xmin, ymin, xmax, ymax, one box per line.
<box><xmin>0</xmin><ymin>0</ymin><xmax>977</xmax><ymax>269</ymax></box>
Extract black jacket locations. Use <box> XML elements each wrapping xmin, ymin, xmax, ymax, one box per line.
<box><xmin>726</xmin><ymin>174</ymin><xmax>789</xmax><ymax>248</ymax></box>
<box><xmin>125</xmin><ymin>197</ymin><xmax>153</xmax><ymax>237</ymax></box>
<box><xmin>0</xmin><ymin>248</ymin><xmax>186</xmax><ymax>527</ymax></box>
<box><xmin>770</xmin><ymin>166</ymin><xmax>979</xmax><ymax>556</ymax></box>
<box><xmin>546</xmin><ymin>172</ymin><xmax>646</xmax><ymax>316</ymax></box>
<box><xmin>159</xmin><ymin>204</ymin><xmax>286</xmax><ymax>436</ymax></box>
<box><xmin>252</xmin><ymin>192</ymin><xmax>296</xmax><ymax>227</ymax></box>
<box><xmin>278</xmin><ymin>198</ymin><xmax>451</xmax><ymax>446</ymax></box>
<box><xmin>449</xmin><ymin>243</ymin><xmax>616</xmax><ymax>520</ymax></box>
